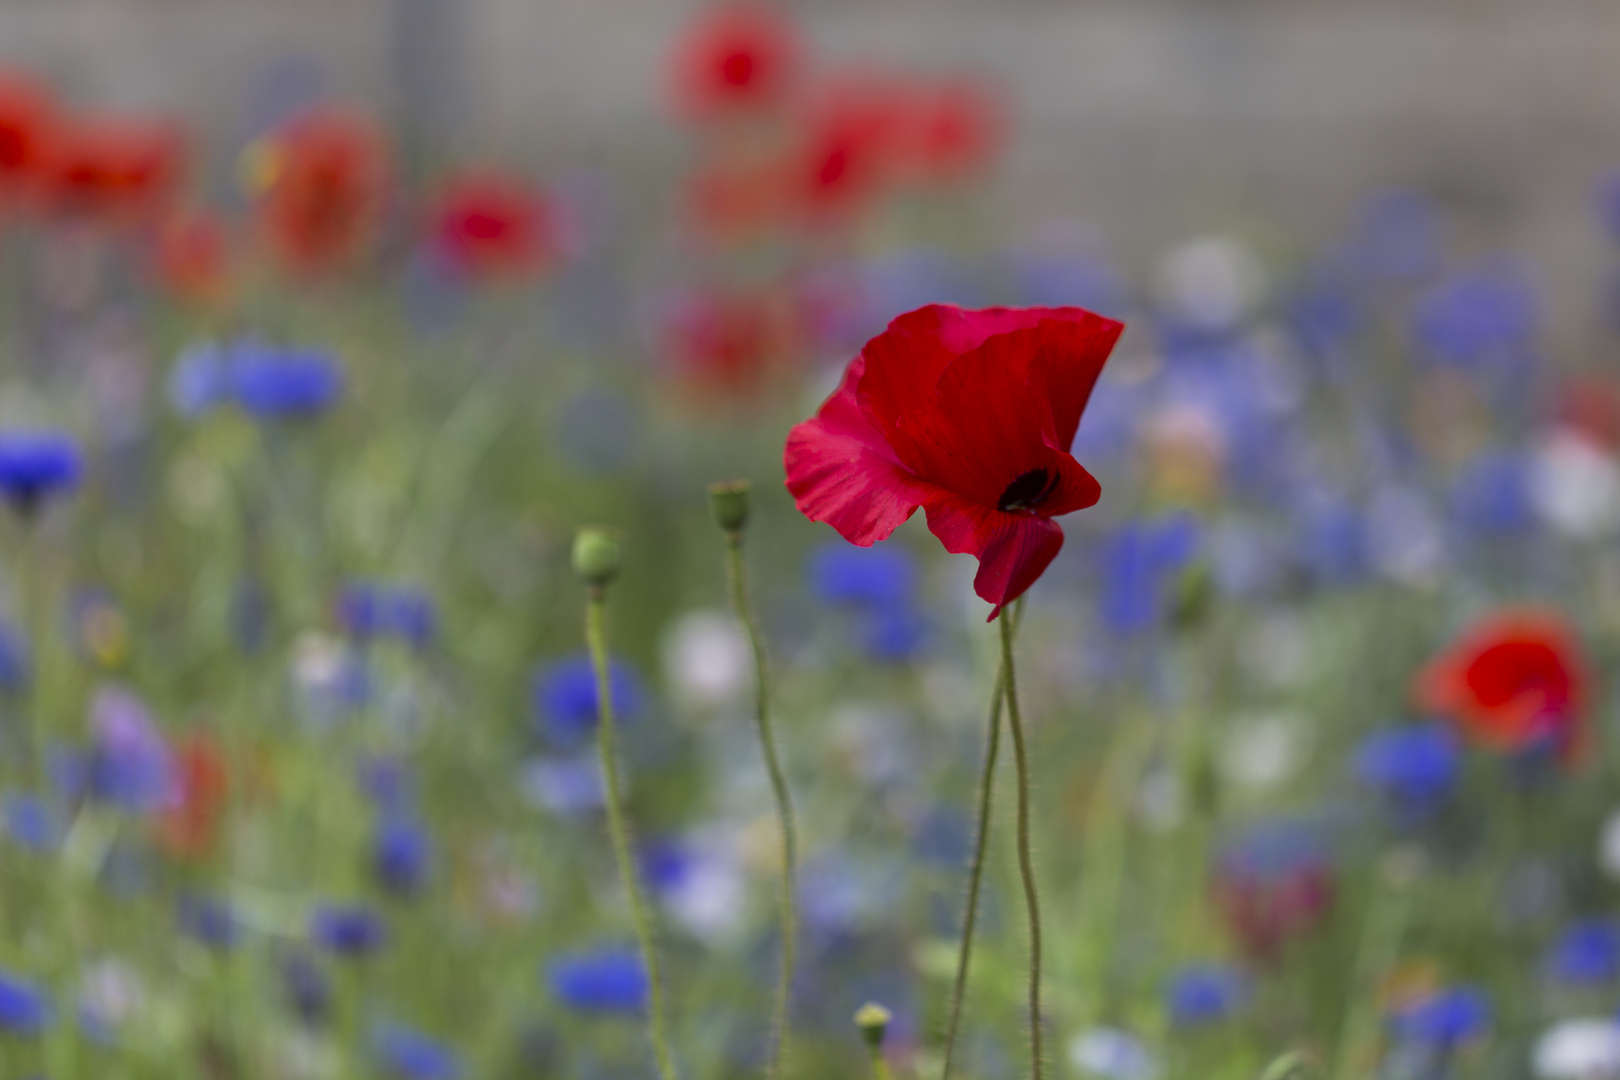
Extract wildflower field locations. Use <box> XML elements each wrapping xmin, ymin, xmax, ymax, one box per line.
<box><xmin>3</xmin><ymin>6</ymin><xmax>1620</xmax><ymax>1080</ymax></box>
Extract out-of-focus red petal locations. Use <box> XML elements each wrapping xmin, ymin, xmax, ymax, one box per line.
<box><xmin>922</xmin><ymin>492</ymin><xmax>1064</xmax><ymax>619</ymax></box>
<box><xmin>784</xmin><ymin>357</ymin><xmax>946</xmax><ymax>545</ymax></box>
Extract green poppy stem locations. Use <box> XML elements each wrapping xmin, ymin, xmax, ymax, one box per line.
<box><xmin>1000</xmin><ymin>603</ymin><xmax>1045</xmax><ymax>1080</ymax></box>
<box><xmin>940</xmin><ymin>596</ymin><xmax>1024</xmax><ymax>1080</ymax></box>
<box><xmin>585</xmin><ymin>586</ymin><xmax>678</xmax><ymax>1080</ymax></box>
<box><xmin>723</xmin><ymin>532</ymin><xmax>798</xmax><ymax>1080</ymax></box>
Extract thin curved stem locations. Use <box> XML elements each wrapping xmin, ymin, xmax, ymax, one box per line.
<box><xmin>586</xmin><ymin>589</ymin><xmax>678</xmax><ymax>1080</ymax></box>
<box><xmin>724</xmin><ymin>534</ymin><xmax>798</xmax><ymax>1080</ymax></box>
<box><xmin>1000</xmin><ymin>606</ymin><xmax>1044</xmax><ymax>1080</ymax></box>
<box><xmin>941</xmin><ymin>597</ymin><xmax>1025</xmax><ymax>1080</ymax></box>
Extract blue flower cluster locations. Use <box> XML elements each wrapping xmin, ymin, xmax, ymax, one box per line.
<box><xmin>169</xmin><ymin>340</ymin><xmax>344</xmax><ymax>421</ymax></box>
<box><xmin>808</xmin><ymin>541</ymin><xmax>931</xmax><ymax>661</ymax></box>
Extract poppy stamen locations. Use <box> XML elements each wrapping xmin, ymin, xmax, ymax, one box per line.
<box><xmin>998</xmin><ymin>469</ymin><xmax>1055</xmax><ymax>512</ymax></box>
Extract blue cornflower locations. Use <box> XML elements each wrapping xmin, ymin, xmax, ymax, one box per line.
<box><xmin>0</xmin><ymin>621</ymin><xmax>31</xmax><ymax>693</ymax></box>
<box><xmin>356</xmin><ymin>754</ymin><xmax>416</xmax><ymax>815</ymax></box>
<box><xmin>1292</xmin><ymin>487</ymin><xmax>1366</xmax><ymax>588</ymax></box>
<box><xmin>1097</xmin><ymin>514</ymin><xmax>1200</xmax><ymax>635</ymax></box>
<box><xmin>1166</xmin><ymin>965</ymin><xmax>1248</xmax><ymax>1026</ymax></box>
<box><xmin>808</xmin><ymin>542</ymin><xmax>917</xmax><ymax>608</ymax></box>
<box><xmin>0</xmin><ymin>430</ymin><xmax>83</xmax><ymax>513</ymax></box>
<box><xmin>310</xmin><ymin>905</ymin><xmax>388</xmax><ymax>958</ymax></box>
<box><xmin>1355</xmin><ymin>723</ymin><xmax>1461</xmax><ymax>811</ymax></box>
<box><xmin>1391</xmin><ymin>986</ymin><xmax>1490</xmax><ymax>1046</ymax></box>
<box><xmin>638</xmin><ymin>838</ymin><xmax>692</xmax><ymax>895</ymax></box>
<box><xmin>1409</xmin><ymin>259</ymin><xmax>1540</xmax><ymax>367</ymax></box>
<box><xmin>231</xmin><ymin>345</ymin><xmax>344</xmax><ymax>420</ymax></box>
<box><xmin>1340</xmin><ymin>187</ymin><xmax>1444</xmax><ymax>285</ymax></box>
<box><xmin>373</xmin><ymin>818</ymin><xmax>432</xmax><ymax>897</ymax></box>
<box><xmin>1449</xmin><ymin>449</ymin><xmax>1533</xmax><ymax>536</ymax></box>
<box><xmin>859</xmin><ymin>606</ymin><xmax>932</xmax><ymax>663</ymax></box>
<box><xmin>374</xmin><ymin>1022</ymin><xmax>463</xmax><ymax>1080</ymax></box>
<box><xmin>1596</xmin><ymin>167</ymin><xmax>1620</xmax><ymax>244</ymax></box>
<box><xmin>4</xmin><ymin>794</ymin><xmax>60</xmax><ymax>852</ymax></box>
<box><xmin>167</xmin><ymin>342</ymin><xmax>233</xmax><ymax>417</ymax></box>
<box><xmin>280</xmin><ymin>950</ymin><xmax>331</xmax><ymax>1026</ymax></box>
<box><xmin>1546</xmin><ymin>921</ymin><xmax>1620</xmax><ymax>986</ymax></box>
<box><xmin>548</xmin><ymin>948</ymin><xmax>649</xmax><ymax>1014</ymax></box>
<box><xmin>0</xmin><ymin>972</ymin><xmax>51</xmax><ymax>1035</ymax></box>
<box><xmin>531</xmin><ymin>655</ymin><xmax>642</xmax><ymax>750</ymax></box>
<box><xmin>177</xmin><ymin>893</ymin><xmax>240</xmax><ymax>950</ymax></box>
<box><xmin>334</xmin><ymin>581</ymin><xmax>437</xmax><ymax>648</ymax></box>
<box><xmin>82</xmin><ymin>687</ymin><xmax>177</xmax><ymax>814</ymax></box>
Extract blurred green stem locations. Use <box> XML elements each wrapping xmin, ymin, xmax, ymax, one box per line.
<box><xmin>586</xmin><ymin>587</ymin><xmax>678</xmax><ymax>1080</ymax></box>
<box><xmin>1000</xmin><ymin>605</ymin><xmax>1045</xmax><ymax>1080</ymax></box>
<box><xmin>866</xmin><ymin>1042</ymin><xmax>894</xmax><ymax>1080</ymax></box>
<box><xmin>1330</xmin><ymin>850</ymin><xmax>1420</xmax><ymax>1080</ymax></box>
<box><xmin>941</xmin><ymin>596</ymin><xmax>1024</xmax><ymax>1080</ymax></box>
<box><xmin>723</xmin><ymin>533</ymin><xmax>797</xmax><ymax>1080</ymax></box>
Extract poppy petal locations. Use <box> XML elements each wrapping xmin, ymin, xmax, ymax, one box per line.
<box><xmin>1028</xmin><ymin>312</ymin><xmax>1126</xmax><ymax>451</ymax></box>
<box><xmin>784</xmin><ymin>357</ymin><xmax>945</xmax><ymax>545</ymax></box>
<box><xmin>922</xmin><ymin>492</ymin><xmax>1064</xmax><ymax>618</ymax></box>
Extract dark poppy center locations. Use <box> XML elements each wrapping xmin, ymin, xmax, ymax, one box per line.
<box><xmin>998</xmin><ymin>469</ymin><xmax>1055</xmax><ymax>512</ymax></box>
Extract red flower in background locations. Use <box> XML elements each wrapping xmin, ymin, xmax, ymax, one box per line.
<box><xmin>428</xmin><ymin>169</ymin><xmax>551</xmax><ymax>282</ymax></box>
<box><xmin>669</xmin><ymin>3</ymin><xmax>802</xmax><ymax>120</ymax></box>
<box><xmin>664</xmin><ymin>287</ymin><xmax>794</xmax><ymax>395</ymax></box>
<box><xmin>0</xmin><ymin>70</ymin><xmax>53</xmax><ymax>210</ymax></box>
<box><xmin>44</xmin><ymin>116</ymin><xmax>184</xmax><ymax>227</ymax></box>
<box><xmin>787</xmin><ymin>73</ymin><xmax>905</xmax><ymax>222</ymax></box>
<box><xmin>895</xmin><ymin>78</ymin><xmax>1005</xmax><ymax>185</ymax></box>
<box><xmin>1415</xmin><ymin>608</ymin><xmax>1587</xmax><ymax>760</ymax></box>
<box><xmin>150</xmin><ymin>208</ymin><xmax>232</xmax><ymax>304</ymax></box>
<box><xmin>1553</xmin><ymin>376</ymin><xmax>1620</xmax><ymax>452</ymax></box>
<box><xmin>156</xmin><ymin>734</ymin><xmax>230</xmax><ymax>859</ymax></box>
<box><xmin>1214</xmin><ymin>860</ymin><xmax>1335</xmax><ymax>964</ymax></box>
<box><xmin>248</xmin><ymin>106</ymin><xmax>389</xmax><ymax>275</ymax></box>
<box><xmin>785</xmin><ymin>304</ymin><xmax>1123</xmax><ymax>617</ymax></box>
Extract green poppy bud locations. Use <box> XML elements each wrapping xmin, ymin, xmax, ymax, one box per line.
<box><xmin>853</xmin><ymin>1001</ymin><xmax>892</xmax><ymax>1050</ymax></box>
<box><xmin>708</xmin><ymin>479</ymin><xmax>752</xmax><ymax>533</ymax></box>
<box><xmin>572</xmin><ymin>527</ymin><xmax>625</xmax><ymax>587</ymax></box>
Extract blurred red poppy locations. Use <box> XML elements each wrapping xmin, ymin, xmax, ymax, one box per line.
<box><xmin>0</xmin><ymin>70</ymin><xmax>53</xmax><ymax>212</ymax></box>
<box><xmin>1415</xmin><ymin>608</ymin><xmax>1587</xmax><ymax>760</ymax></box>
<box><xmin>668</xmin><ymin>3</ymin><xmax>802</xmax><ymax>120</ymax></box>
<box><xmin>894</xmin><ymin>77</ymin><xmax>1005</xmax><ymax>185</ymax></box>
<box><xmin>1553</xmin><ymin>376</ymin><xmax>1620</xmax><ymax>452</ymax></box>
<box><xmin>150</xmin><ymin>208</ymin><xmax>233</xmax><ymax>305</ymax></box>
<box><xmin>1213</xmin><ymin>860</ymin><xmax>1335</xmax><ymax>963</ymax></box>
<box><xmin>428</xmin><ymin>169</ymin><xmax>551</xmax><ymax>282</ymax></box>
<box><xmin>664</xmin><ymin>287</ymin><xmax>794</xmax><ymax>395</ymax></box>
<box><xmin>156</xmin><ymin>734</ymin><xmax>230</xmax><ymax>860</ymax></box>
<box><xmin>786</xmin><ymin>73</ymin><xmax>906</xmax><ymax>222</ymax></box>
<box><xmin>785</xmin><ymin>304</ymin><xmax>1124</xmax><ymax>617</ymax></box>
<box><xmin>248</xmin><ymin>106</ymin><xmax>389</xmax><ymax>276</ymax></box>
<box><xmin>44</xmin><ymin>116</ymin><xmax>185</xmax><ymax>227</ymax></box>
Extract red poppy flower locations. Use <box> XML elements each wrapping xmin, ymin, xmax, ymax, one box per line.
<box><xmin>155</xmin><ymin>734</ymin><xmax>230</xmax><ymax>859</ymax></box>
<box><xmin>784</xmin><ymin>304</ymin><xmax>1124</xmax><ymax>617</ymax></box>
<box><xmin>0</xmin><ymin>70</ymin><xmax>53</xmax><ymax>210</ymax></box>
<box><xmin>248</xmin><ymin>106</ymin><xmax>389</xmax><ymax>275</ymax></box>
<box><xmin>1213</xmin><ymin>859</ymin><xmax>1334</xmax><ymax>964</ymax></box>
<box><xmin>663</xmin><ymin>287</ymin><xmax>794</xmax><ymax>395</ymax></box>
<box><xmin>428</xmin><ymin>168</ymin><xmax>551</xmax><ymax>281</ymax></box>
<box><xmin>787</xmin><ymin>73</ymin><xmax>906</xmax><ymax>222</ymax></box>
<box><xmin>894</xmin><ymin>77</ymin><xmax>1005</xmax><ymax>185</ymax></box>
<box><xmin>668</xmin><ymin>3</ymin><xmax>802</xmax><ymax>120</ymax></box>
<box><xmin>1415</xmin><ymin>608</ymin><xmax>1587</xmax><ymax>759</ymax></box>
<box><xmin>149</xmin><ymin>208</ymin><xmax>232</xmax><ymax>305</ymax></box>
<box><xmin>43</xmin><ymin>116</ymin><xmax>184</xmax><ymax>227</ymax></box>
<box><xmin>1553</xmin><ymin>376</ymin><xmax>1620</xmax><ymax>452</ymax></box>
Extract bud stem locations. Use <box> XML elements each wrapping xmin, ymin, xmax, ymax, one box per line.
<box><xmin>723</xmin><ymin>531</ymin><xmax>798</xmax><ymax>1080</ymax></box>
<box><xmin>585</xmin><ymin>590</ymin><xmax>677</xmax><ymax>1080</ymax></box>
<box><xmin>940</xmin><ymin>596</ymin><xmax>1024</xmax><ymax>1080</ymax></box>
<box><xmin>1000</xmin><ymin>603</ymin><xmax>1045</xmax><ymax>1080</ymax></box>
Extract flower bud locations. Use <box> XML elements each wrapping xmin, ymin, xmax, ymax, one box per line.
<box><xmin>572</xmin><ymin>527</ymin><xmax>625</xmax><ymax>587</ymax></box>
<box><xmin>853</xmin><ymin>1001</ymin><xmax>892</xmax><ymax>1051</ymax></box>
<box><xmin>708</xmin><ymin>479</ymin><xmax>752</xmax><ymax>533</ymax></box>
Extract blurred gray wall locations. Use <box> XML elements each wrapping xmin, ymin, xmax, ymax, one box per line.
<box><xmin>4</xmin><ymin>0</ymin><xmax>1619</xmax><ymax>343</ymax></box>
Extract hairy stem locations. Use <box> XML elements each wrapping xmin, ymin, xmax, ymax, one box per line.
<box><xmin>586</xmin><ymin>589</ymin><xmax>677</xmax><ymax>1080</ymax></box>
<box><xmin>941</xmin><ymin>597</ymin><xmax>1024</xmax><ymax>1080</ymax></box>
<box><xmin>724</xmin><ymin>534</ymin><xmax>798</xmax><ymax>1079</ymax></box>
<box><xmin>1000</xmin><ymin>606</ymin><xmax>1044</xmax><ymax>1080</ymax></box>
